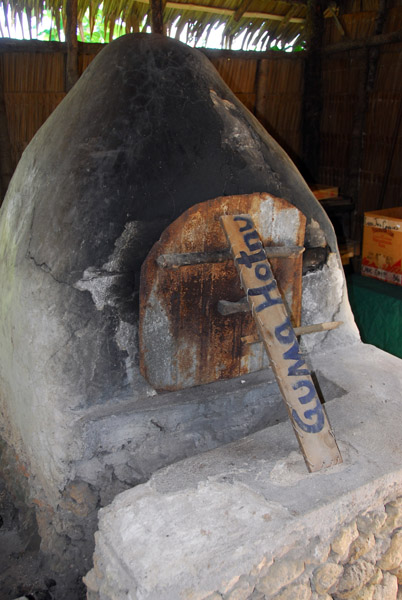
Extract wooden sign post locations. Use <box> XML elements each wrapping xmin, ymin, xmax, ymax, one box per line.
<box><xmin>220</xmin><ymin>214</ymin><xmax>342</xmax><ymax>472</ymax></box>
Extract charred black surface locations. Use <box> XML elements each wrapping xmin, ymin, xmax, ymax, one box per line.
<box><xmin>302</xmin><ymin>246</ymin><xmax>329</xmax><ymax>274</ymax></box>
<box><xmin>22</xmin><ymin>33</ymin><xmax>334</xmax><ymax>282</ymax></box>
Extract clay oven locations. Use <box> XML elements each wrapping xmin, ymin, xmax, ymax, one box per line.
<box><xmin>0</xmin><ymin>33</ymin><xmax>359</xmax><ymax>590</ymax></box>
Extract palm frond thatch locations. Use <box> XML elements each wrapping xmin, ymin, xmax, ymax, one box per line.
<box><xmin>0</xmin><ymin>0</ymin><xmax>307</xmax><ymax>49</ymax></box>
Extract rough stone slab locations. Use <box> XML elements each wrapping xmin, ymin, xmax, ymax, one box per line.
<box><xmin>74</xmin><ymin>367</ymin><xmax>288</xmax><ymax>485</ymax></box>
<box><xmin>86</xmin><ymin>342</ymin><xmax>402</xmax><ymax>599</ymax></box>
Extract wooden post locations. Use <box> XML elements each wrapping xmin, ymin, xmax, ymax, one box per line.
<box><xmin>65</xmin><ymin>0</ymin><xmax>79</xmax><ymax>91</ymax></box>
<box><xmin>301</xmin><ymin>0</ymin><xmax>324</xmax><ymax>182</ymax></box>
<box><xmin>150</xmin><ymin>0</ymin><xmax>164</xmax><ymax>34</ymax></box>
<box><xmin>377</xmin><ymin>97</ymin><xmax>402</xmax><ymax>210</ymax></box>
<box><xmin>220</xmin><ymin>214</ymin><xmax>342</xmax><ymax>473</ymax></box>
<box><xmin>0</xmin><ymin>69</ymin><xmax>13</xmax><ymax>204</ymax></box>
<box><xmin>344</xmin><ymin>46</ymin><xmax>370</xmax><ymax>224</ymax></box>
<box><xmin>255</xmin><ymin>59</ymin><xmax>270</xmax><ymax>129</ymax></box>
<box><xmin>344</xmin><ymin>0</ymin><xmax>388</xmax><ymax>230</ymax></box>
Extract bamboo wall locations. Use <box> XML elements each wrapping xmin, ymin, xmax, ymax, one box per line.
<box><xmin>0</xmin><ymin>44</ymin><xmax>303</xmax><ymax>175</ymax></box>
<box><xmin>210</xmin><ymin>54</ymin><xmax>303</xmax><ymax>162</ymax></box>
<box><xmin>319</xmin><ymin>3</ymin><xmax>402</xmax><ymax>214</ymax></box>
<box><xmin>1</xmin><ymin>10</ymin><xmax>402</xmax><ymax>221</ymax></box>
<box><xmin>0</xmin><ymin>44</ymin><xmax>99</xmax><ymax>168</ymax></box>
<box><xmin>1</xmin><ymin>51</ymin><xmax>65</xmax><ymax>166</ymax></box>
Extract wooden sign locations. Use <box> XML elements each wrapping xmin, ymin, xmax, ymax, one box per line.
<box><xmin>220</xmin><ymin>214</ymin><xmax>342</xmax><ymax>473</ymax></box>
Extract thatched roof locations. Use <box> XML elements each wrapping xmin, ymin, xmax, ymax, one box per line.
<box><xmin>0</xmin><ymin>0</ymin><xmax>308</xmax><ymax>50</ymax></box>
<box><xmin>161</xmin><ymin>0</ymin><xmax>307</xmax><ymax>49</ymax></box>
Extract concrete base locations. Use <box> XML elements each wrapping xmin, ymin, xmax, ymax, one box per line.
<box><xmin>85</xmin><ymin>342</ymin><xmax>402</xmax><ymax>599</ymax></box>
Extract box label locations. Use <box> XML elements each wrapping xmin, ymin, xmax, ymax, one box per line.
<box><xmin>362</xmin><ymin>212</ymin><xmax>402</xmax><ymax>286</ymax></box>
<box><xmin>364</xmin><ymin>216</ymin><xmax>402</xmax><ymax>231</ymax></box>
<box><xmin>361</xmin><ymin>264</ymin><xmax>402</xmax><ymax>285</ymax></box>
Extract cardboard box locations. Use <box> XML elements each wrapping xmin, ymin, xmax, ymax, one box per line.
<box><xmin>310</xmin><ymin>184</ymin><xmax>339</xmax><ymax>201</ymax></box>
<box><xmin>361</xmin><ymin>207</ymin><xmax>402</xmax><ymax>286</ymax></box>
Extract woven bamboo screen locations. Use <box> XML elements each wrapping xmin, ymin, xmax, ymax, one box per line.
<box><xmin>210</xmin><ymin>57</ymin><xmax>258</xmax><ymax>113</ymax></box>
<box><xmin>1</xmin><ymin>51</ymin><xmax>65</xmax><ymax>166</ymax></box>
<box><xmin>210</xmin><ymin>54</ymin><xmax>303</xmax><ymax>160</ymax></box>
<box><xmin>0</xmin><ymin>45</ymin><xmax>303</xmax><ymax>175</ymax></box>
<box><xmin>360</xmin><ymin>43</ymin><xmax>402</xmax><ymax>211</ymax></box>
<box><xmin>319</xmin><ymin>5</ymin><xmax>402</xmax><ymax>213</ymax></box>
<box><xmin>319</xmin><ymin>52</ymin><xmax>362</xmax><ymax>190</ymax></box>
<box><xmin>254</xmin><ymin>57</ymin><xmax>303</xmax><ymax>161</ymax></box>
<box><xmin>3</xmin><ymin>20</ymin><xmax>402</xmax><ymax>217</ymax></box>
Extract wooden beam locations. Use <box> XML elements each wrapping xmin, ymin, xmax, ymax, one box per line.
<box><xmin>255</xmin><ymin>57</ymin><xmax>270</xmax><ymax>128</ymax></box>
<box><xmin>0</xmin><ymin>39</ymin><xmax>66</xmax><ymax>53</ymax></box>
<box><xmin>0</xmin><ymin>39</ymin><xmax>106</xmax><ymax>54</ymax></box>
<box><xmin>301</xmin><ymin>0</ymin><xmax>324</xmax><ymax>182</ymax></box>
<box><xmin>0</xmin><ymin>40</ymin><xmax>303</xmax><ymax>61</ymax></box>
<box><xmin>343</xmin><ymin>47</ymin><xmax>369</xmax><ymax>221</ymax></box>
<box><xmin>324</xmin><ymin>4</ymin><xmax>346</xmax><ymax>37</ymax></box>
<box><xmin>151</xmin><ymin>0</ymin><xmax>164</xmax><ymax>33</ymax></box>
<box><xmin>324</xmin><ymin>29</ymin><xmax>402</xmax><ymax>54</ymax></box>
<box><xmin>65</xmin><ymin>0</ymin><xmax>79</xmax><ymax>91</ymax></box>
<box><xmin>136</xmin><ymin>0</ymin><xmax>306</xmax><ymax>22</ymax></box>
<box><xmin>233</xmin><ymin>0</ymin><xmax>252</xmax><ymax>22</ymax></box>
<box><xmin>377</xmin><ymin>97</ymin><xmax>402</xmax><ymax>210</ymax></box>
<box><xmin>280</xmin><ymin>5</ymin><xmax>300</xmax><ymax>28</ymax></box>
<box><xmin>156</xmin><ymin>245</ymin><xmax>304</xmax><ymax>268</ymax></box>
<box><xmin>243</xmin><ymin>10</ymin><xmax>303</xmax><ymax>22</ymax></box>
<box><xmin>201</xmin><ymin>47</ymin><xmax>304</xmax><ymax>60</ymax></box>
<box><xmin>343</xmin><ymin>0</ymin><xmax>388</xmax><ymax>227</ymax></box>
<box><xmin>0</xmin><ymin>72</ymin><xmax>13</xmax><ymax>203</ymax></box>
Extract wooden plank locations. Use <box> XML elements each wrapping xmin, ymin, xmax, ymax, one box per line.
<box><xmin>310</xmin><ymin>184</ymin><xmax>339</xmax><ymax>201</ymax></box>
<box><xmin>241</xmin><ymin>321</ymin><xmax>343</xmax><ymax>343</ymax></box>
<box><xmin>220</xmin><ymin>213</ymin><xmax>342</xmax><ymax>472</ymax></box>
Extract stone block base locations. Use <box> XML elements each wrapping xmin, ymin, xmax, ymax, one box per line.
<box><xmin>85</xmin><ymin>343</ymin><xmax>402</xmax><ymax>600</ymax></box>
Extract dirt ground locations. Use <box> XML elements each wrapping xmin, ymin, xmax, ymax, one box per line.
<box><xmin>0</xmin><ymin>478</ymin><xmax>86</xmax><ymax>600</ymax></box>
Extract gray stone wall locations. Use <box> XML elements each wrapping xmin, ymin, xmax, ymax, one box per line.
<box><xmin>87</xmin><ymin>498</ymin><xmax>402</xmax><ymax>600</ymax></box>
<box><xmin>85</xmin><ymin>492</ymin><xmax>402</xmax><ymax>600</ymax></box>
<box><xmin>84</xmin><ymin>342</ymin><xmax>402</xmax><ymax>600</ymax></box>
<box><xmin>219</xmin><ymin>496</ymin><xmax>402</xmax><ymax>600</ymax></box>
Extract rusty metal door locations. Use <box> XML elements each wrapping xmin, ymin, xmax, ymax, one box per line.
<box><xmin>139</xmin><ymin>193</ymin><xmax>306</xmax><ymax>391</ymax></box>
